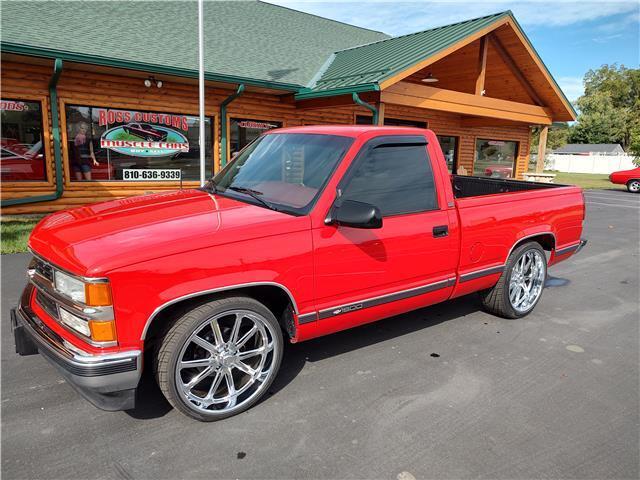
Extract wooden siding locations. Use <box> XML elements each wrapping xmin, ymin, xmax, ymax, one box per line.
<box><xmin>2</xmin><ymin>58</ymin><xmax>531</xmax><ymax>214</ymax></box>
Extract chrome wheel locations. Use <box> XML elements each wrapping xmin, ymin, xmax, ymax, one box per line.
<box><xmin>508</xmin><ymin>249</ymin><xmax>546</xmax><ymax>313</ymax></box>
<box><xmin>628</xmin><ymin>180</ymin><xmax>640</xmax><ymax>193</ymax></box>
<box><xmin>175</xmin><ymin>309</ymin><xmax>278</xmax><ymax>414</ymax></box>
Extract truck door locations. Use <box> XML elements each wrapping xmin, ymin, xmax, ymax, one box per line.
<box><xmin>311</xmin><ymin>135</ymin><xmax>458</xmax><ymax>326</ymax></box>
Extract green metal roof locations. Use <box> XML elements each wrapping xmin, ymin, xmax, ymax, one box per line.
<box><xmin>298</xmin><ymin>11</ymin><xmax>510</xmax><ymax>96</ymax></box>
<box><xmin>0</xmin><ymin>0</ymin><xmax>389</xmax><ymax>90</ymax></box>
<box><xmin>1</xmin><ymin>3</ymin><xmax>573</xmax><ymax>116</ymax></box>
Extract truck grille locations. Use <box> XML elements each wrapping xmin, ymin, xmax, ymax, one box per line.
<box><xmin>33</xmin><ymin>257</ymin><xmax>54</xmax><ymax>283</ymax></box>
<box><xmin>36</xmin><ymin>291</ymin><xmax>59</xmax><ymax>320</ymax></box>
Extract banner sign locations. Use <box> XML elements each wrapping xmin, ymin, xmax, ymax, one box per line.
<box><xmin>122</xmin><ymin>169</ymin><xmax>182</xmax><ymax>181</ymax></box>
<box><xmin>0</xmin><ymin>100</ymin><xmax>28</xmax><ymax>111</ymax></box>
<box><xmin>237</xmin><ymin>120</ymin><xmax>278</xmax><ymax>130</ymax></box>
<box><xmin>100</xmin><ymin>123</ymin><xmax>189</xmax><ymax>157</ymax></box>
<box><xmin>97</xmin><ymin>109</ymin><xmax>189</xmax><ymax>131</ymax></box>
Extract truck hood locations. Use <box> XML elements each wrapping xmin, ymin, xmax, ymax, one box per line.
<box><xmin>29</xmin><ymin>189</ymin><xmax>309</xmax><ymax>276</ymax></box>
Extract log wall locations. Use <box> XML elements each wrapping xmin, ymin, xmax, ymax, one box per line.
<box><xmin>1</xmin><ymin>58</ymin><xmax>531</xmax><ymax>214</ymax></box>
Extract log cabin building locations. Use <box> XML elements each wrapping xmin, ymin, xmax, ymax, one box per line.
<box><xmin>0</xmin><ymin>1</ymin><xmax>575</xmax><ymax>214</ymax></box>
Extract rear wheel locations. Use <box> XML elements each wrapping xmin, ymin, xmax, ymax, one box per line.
<box><xmin>627</xmin><ymin>179</ymin><xmax>640</xmax><ymax>193</ymax></box>
<box><xmin>155</xmin><ymin>296</ymin><xmax>283</xmax><ymax>421</ymax></box>
<box><xmin>480</xmin><ymin>242</ymin><xmax>547</xmax><ymax>319</ymax></box>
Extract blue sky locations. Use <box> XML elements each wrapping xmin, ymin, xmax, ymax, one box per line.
<box><xmin>267</xmin><ymin>0</ymin><xmax>640</xmax><ymax>101</ymax></box>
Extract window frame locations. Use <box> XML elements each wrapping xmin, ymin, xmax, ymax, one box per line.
<box><xmin>334</xmin><ymin>135</ymin><xmax>440</xmax><ymax>218</ymax></box>
<box><xmin>472</xmin><ymin>137</ymin><xmax>520</xmax><ymax>179</ymax></box>
<box><xmin>60</xmin><ymin>99</ymin><xmax>219</xmax><ymax>186</ymax></box>
<box><xmin>436</xmin><ymin>134</ymin><xmax>460</xmax><ymax>174</ymax></box>
<box><xmin>0</xmin><ymin>95</ymin><xmax>53</xmax><ymax>186</ymax></box>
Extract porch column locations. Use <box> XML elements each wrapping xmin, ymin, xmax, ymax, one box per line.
<box><xmin>376</xmin><ymin>102</ymin><xmax>385</xmax><ymax>125</ymax></box>
<box><xmin>536</xmin><ymin>125</ymin><xmax>548</xmax><ymax>173</ymax></box>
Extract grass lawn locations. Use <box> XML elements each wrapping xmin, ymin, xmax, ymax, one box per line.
<box><xmin>1</xmin><ymin>216</ymin><xmax>44</xmax><ymax>254</ymax></box>
<box><xmin>544</xmin><ymin>171</ymin><xmax>625</xmax><ymax>190</ymax></box>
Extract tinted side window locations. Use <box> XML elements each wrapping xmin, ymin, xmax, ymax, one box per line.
<box><xmin>340</xmin><ymin>143</ymin><xmax>438</xmax><ymax>216</ymax></box>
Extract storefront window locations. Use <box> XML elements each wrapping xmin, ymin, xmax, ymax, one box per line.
<box><xmin>355</xmin><ymin>115</ymin><xmax>427</xmax><ymax>128</ymax></box>
<box><xmin>230</xmin><ymin>118</ymin><xmax>282</xmax><ymax>159</ymax></box>
<box><xmin>1</xmin><ymin>99</ymin><xmax>47</xmax><ymax>181</ymax></box>
<box><xmin>474</xmin><ymin>139</ymin><xmax>518</xmax><ymax>178</ymax></box>
<box><xmin>65</xmin><ymin>105</ymin><xmax>213</xmax><ymax>181</ymax></box>
<box><xmin>437</xmin><ymin>135</ymin><xmax>458</xmax><ymax>173</ymax></box>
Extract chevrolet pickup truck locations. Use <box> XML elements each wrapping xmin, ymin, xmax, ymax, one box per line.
<box><xmin>12</xmin><ymin>126</ymin><xmax>587</xmax><ymax>421</ymax></box>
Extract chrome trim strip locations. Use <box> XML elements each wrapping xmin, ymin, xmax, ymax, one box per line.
<box><xmin>317</xmin><ymin>278</ymin><xmax>456</xmax><ymax>320</ymax></box>
<box><xmin>555</xmin><ymin>242</ymin><xmax>583</xmax><ymax>256</ymax></box>
<box><xmin>140</xmin><ymin>281</ymin><xmax>300</xmax><ymax>340</ymax></box>
<box><xmin>459</xmin><ymin>265</ymin><xmax>504</xmax><ymax>283</ymax></box>
<box><xmin>297</xmin><ymin>312</ymin><xmax>317</xmax><ymax>324</ymax></box>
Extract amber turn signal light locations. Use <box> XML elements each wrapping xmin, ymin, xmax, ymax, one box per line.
<box><xmin>88</xmin><ymin>319</ymin><xmax>117</xmax><ymax>343</ymax></box>
<box><xmin>84</xmin><ymin>283</ymin><xmax>113</xmax><ymax>306</ymax></box>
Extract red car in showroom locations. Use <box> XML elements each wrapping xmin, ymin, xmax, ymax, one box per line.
<box><xmin>609</xmin><ymin>167</ymin><xmax>640</xmax><ymax>193</ymax></box>
<box><xmin>122</xmin><ymin>123</ymin><xmax>168</xmax><ymax>142</ymax></box>
<box><xmin>12</xmin><ymin>126</ymin><xmax>586</xmax><ymax>421</ymax></box>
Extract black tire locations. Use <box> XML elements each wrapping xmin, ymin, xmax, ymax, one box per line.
<box><xmin>155</xmin><ymin>296</ymin><xmax>283</xmax><ymax>421</ymax></box>
<box><xmin>626</xmin><ymin>179</ymin><xmax>640</xmax><ymax>193</ymax></box>
<box><xmin>480</xmin><ymin>241</ymin><xmax>547</xmax><ymax>319</ymax></box>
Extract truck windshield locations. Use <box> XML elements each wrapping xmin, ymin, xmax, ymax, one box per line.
<box><xmin>212</xmin><ymin>133</ymin><xmax>354</xmax><ymax>215</ymax></box>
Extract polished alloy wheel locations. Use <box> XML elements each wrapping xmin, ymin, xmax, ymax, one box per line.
<box><xmin>175</xmin><ymin>309</ymin><xmax>277</xmax><ymax>414</ymax></box>
<box><xmin>628</xmin><ymin>180</ymin><xmax>640</xmax><ymax>193</ymax></box>
<box><xmin>508</xmin><ymin>249</ymin><xmax>546</xmax><ymax>313</ymax></box>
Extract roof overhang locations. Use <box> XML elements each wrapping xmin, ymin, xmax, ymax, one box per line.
<box><xmin>0</xmin><ymin>42</ymin><xmax>301</xmax><ymax>92</ymax></box>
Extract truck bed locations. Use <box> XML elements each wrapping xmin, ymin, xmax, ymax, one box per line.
<box><xmin>452</xmin><ymin>175</ymin><xmax>565</xmax><ymax>198</ymax></box>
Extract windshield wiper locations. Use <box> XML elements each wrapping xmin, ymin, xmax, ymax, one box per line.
<box><xmin>227</xmin><ymin>186</ymin><xmax>279</xmax><ymax>211</ymax></box>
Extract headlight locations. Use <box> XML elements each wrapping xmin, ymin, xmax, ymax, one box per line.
<box><xmin>59</xmin><ymin>307</ymin><xmax>91</xmax><ymax>337</ymax></box>
<box><xmin>54</xmin><ymin>271</ymin><xmax>112</xmax><ymax>306</ymax></box>
<box><xmin>54</xmin><ymin>271</ymin><xmax>86</xmax><ymax>303</ymax></box>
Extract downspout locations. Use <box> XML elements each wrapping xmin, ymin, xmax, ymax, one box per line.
<box><xmin>2</xmin><ymin>59</ymin><xmax>64</xmax><ymax>208</ymax></box>
<box><xmin>219</xmin><ymin>84</ymin><xmax>245</xmax><ymax>168</ymax></box>
<box><xmin>352</xmin><ymin>92</ymin><xmax>378</xmax><ymax>125</ymax></box>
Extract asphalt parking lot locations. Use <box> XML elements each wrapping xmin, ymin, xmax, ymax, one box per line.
<box><xmin>2</xmin><ymin>189</ymin><xmax>639</xmax><ymax>480</ymax></box>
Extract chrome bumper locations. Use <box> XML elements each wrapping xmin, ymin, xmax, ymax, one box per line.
<box><xmin>11</xmin><ymin>284</ymin><xmax>142</xmax><ymax>411</ymax></box>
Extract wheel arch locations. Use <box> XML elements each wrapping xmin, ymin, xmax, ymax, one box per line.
<box><xmin>142</xmin><ymin>282</ymin><xmax>299</xmax><ymax>344</ymax></box>
<box><xmin>507</xmin><ymin>232</ymin><xmax>556</xmax><ymax>262</ymax></box>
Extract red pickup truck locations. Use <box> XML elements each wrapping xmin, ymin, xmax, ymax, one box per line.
<box><xmin>12</xmin><ymin>126</ymin><xmax>586</xmax><ymax>421</ymax></box>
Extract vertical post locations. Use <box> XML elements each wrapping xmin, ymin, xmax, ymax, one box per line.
<box><xmin>536</xmin><ymin>126</ymin><xmax>548</xmax><ymax>173</ymax></box>
<box><xmin>198</xmin><ymin>0</ymin><xmax>206</xmax><ymax>186</ymax></box>
<box><xmin>475</xmin><ymin>36</ymin><xmax>488</xmax><ymax>96</ymax></box>
<box><xmin>376</xmin><ymin>102</ymin><xmax>385</xmax><ymax>125</ymax></box>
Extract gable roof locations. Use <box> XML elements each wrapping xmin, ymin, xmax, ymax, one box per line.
<box><xmin>302</xmin><ymin>11</ymin><xmax>509</xmax><ymax>94</ymax></box>
<box><xmin>553</xmin><ymin>144</ymin><xmax>626</xmax><ymax>154</ymax></box>
<box><xmin>0</xmin><ymin>0</ymin><xmax>388</xmax><ymax>90</ymax></box>
<box><xmin>295</xmin><ymin>10</ymin><xmax>576</xmax><ymax>120</ymax></box>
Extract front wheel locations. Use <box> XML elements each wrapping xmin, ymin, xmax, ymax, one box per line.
<box><xmin>155</xmin><ymin>296</ymin><xmax>283</xmax><ymax>421</ymax></box>
<box><xmin>627</xmin><ymin>179</ymin><xmax>640</xmax><ymax>193</ymax></box>
<box><xmin>480</xmin><ymin>242</ymin><xmax>547</xmax><ymax>319</ymax></box>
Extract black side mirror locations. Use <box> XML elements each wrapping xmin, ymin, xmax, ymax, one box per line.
<box><xmin>328</xmin><ymin>199</ymin><xmax>382</xmax><ymax>229</ymax></box>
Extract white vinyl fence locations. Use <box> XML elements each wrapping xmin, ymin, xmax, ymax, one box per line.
<box><xmin>545</xmin><ymin>154</ymin><xmax>636</xmax><ymax>174</ymax></box>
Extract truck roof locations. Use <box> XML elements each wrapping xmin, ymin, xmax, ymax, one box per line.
<box><xmin>272</xmin><ymin>125</ymin><xmax>431</xmax><ymax>138</ymax></box>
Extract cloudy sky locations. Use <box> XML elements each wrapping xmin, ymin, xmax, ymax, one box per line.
<box><xmin>266</xmin><ymin>0</ymin><xmax>639</xmax><ymax>101</ymax></box>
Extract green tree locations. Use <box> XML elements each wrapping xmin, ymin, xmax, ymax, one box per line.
<box><xmin>568</xmin><ymin>64</ymin><xmax>640</xmax><ymax>164</ymax></box>
<box><xmin>530</xmin><ymin>123</ymin><xmax>570</xmax><ymax>154</ymax></box>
